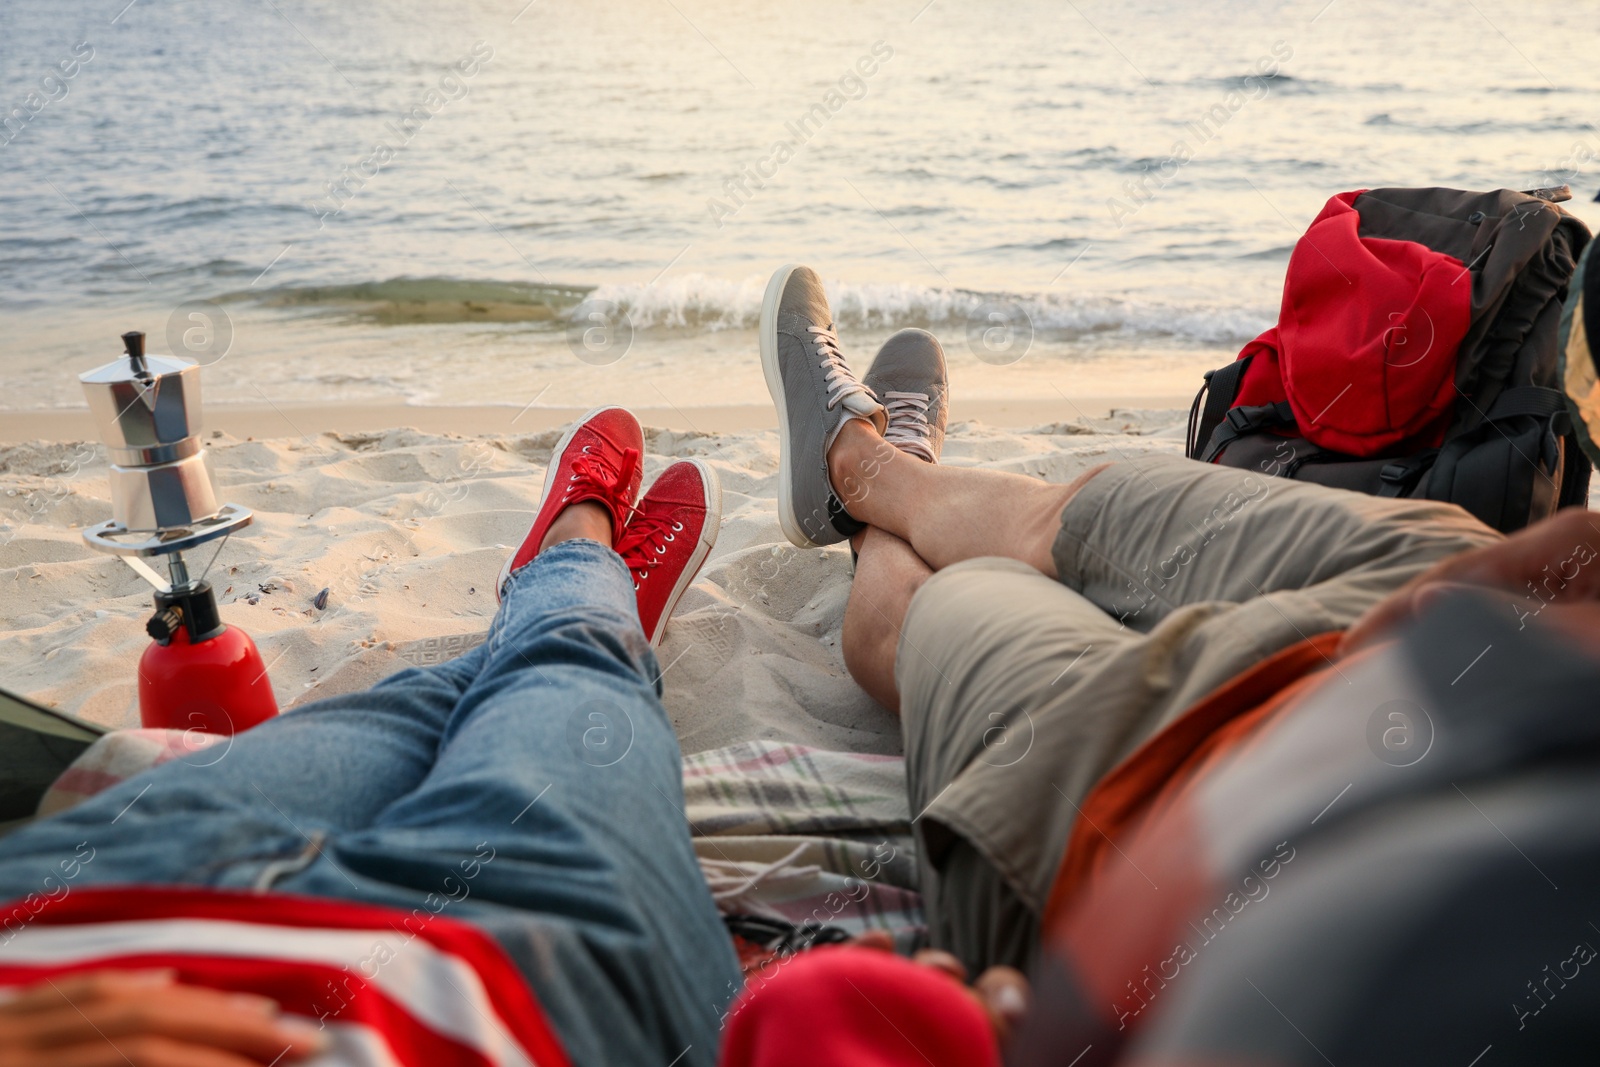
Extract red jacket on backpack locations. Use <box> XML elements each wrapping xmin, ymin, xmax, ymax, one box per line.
<box><xmin>1230</xmin><ymin>190</ymin><xmax>1473</xmax><ymax>457</ymax></box>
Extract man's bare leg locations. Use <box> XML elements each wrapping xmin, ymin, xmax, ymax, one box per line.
<box><xmin>842</xmin><ymin>527</ymin><xmax>933</xmax><ymax>714</ymax></box>
<box><xmin>836</xmin><ymin>424</ymin><xmax>1107</xmax><ymax>714</ymax></box>
<box><xmin>829</xmin><ymin>419</ymin><xmax>1110</xmax><ymax>577</ymax></box>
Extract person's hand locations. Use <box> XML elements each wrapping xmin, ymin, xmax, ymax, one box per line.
<box><xmin>1343</xmin><ymin>507</ymin><xmax>1600</xmax><ymax>654</ymax></box>
<box><xmin>0</xmin><ymin>969</ymin><xmax>327</xmax><ymax>1067</ymax></box>
<box><xmin>847</xmin><ymin>931</ymin><xmax>1031</xmax><ymax>1046</ymax></box>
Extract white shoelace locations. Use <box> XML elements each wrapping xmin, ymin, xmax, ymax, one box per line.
<box><xmin>808</xmin><ymin>325</ymin><xmax>873</xmax><ymax>411</ymax></box>
<box><xmin>699</xmin><ymin>843</ymin><xmax>821</xmax><ymax>919</ymax></box>
<box><xmin>881</xmin><ymin>390</ymin><xmax>936</xmax><ymax>463</ymax></box>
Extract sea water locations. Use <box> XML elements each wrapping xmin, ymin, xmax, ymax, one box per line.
<box><xmin>1</xmin><ymin>0</ymin><xmax>1596</xmax><ymax>413</ymax></box>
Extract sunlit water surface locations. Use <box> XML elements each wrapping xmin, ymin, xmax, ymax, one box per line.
<box><xmin>2</xmin><ymin>0</ymin><xmax>1597</xmax><ymax>411</ymax></box>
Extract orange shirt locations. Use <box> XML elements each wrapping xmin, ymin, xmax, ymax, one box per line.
<box><xmin>1043</xmin><ymin>632</ymin><xmax>1344</xmax><ymax>936</ymax></box>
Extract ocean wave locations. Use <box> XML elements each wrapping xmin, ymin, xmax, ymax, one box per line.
<box><xmin>1209</xmin><ymin>73</ymin><xmax>1321</xmax><ymax>95</ymax></box>
<box><xmin>231</xmin><ymin>277</ymin><xmax>595</xmax><ymax>324</ymax></box>
<box><xmin>984</xmin><ymin>236</ymin><xmax>1089</xmax><ymax>254</ymax></box>
<box><xmin>224</xmin><ymin>273</ymin><xmax>1272</xmax><ymax>346</ymax></box>
<box><xmin>590</xmin><ymin>273</ymin><xmax>1271</xmax><ymax>345</ymax></box>
<box><xmin>1363</xmin><ymin>112</ymin><xmax>1577</xmax><ymax>135</ymax></box>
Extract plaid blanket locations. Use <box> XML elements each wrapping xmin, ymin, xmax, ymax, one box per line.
<box><xmin>37</xmin><ymin>728</ymin><xmax>223</xmax><ymax>817</ymax></box>
<box><xmin>37</xmin><ymin>733</ymin><xmax>926</xmax><ymax>950</ymax></box>
<box><xmin>684</xmin><ymin>741</ymin><xmax>924</xmax><ymax>952</ymax></box>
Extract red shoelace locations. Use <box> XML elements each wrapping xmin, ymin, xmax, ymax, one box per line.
<box><xmin>563</xmin><ymin>445</ymin><xmax>640</xmax><ymax>539</ymax></box>
<box><xmin>616</xmin><ymin>509</ymin><xmax>687</xmax><ymax>589</ymax></box>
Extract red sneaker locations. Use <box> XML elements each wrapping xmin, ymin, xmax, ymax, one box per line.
<box><xmin>497</xmin><ymin>406</ymin><xmax>644</xmax><ymax>600</ymax></box>
<box><xmin>617</xmin><ymin>459</ymin><xmax>722</xmax><ymax>646</ymax></box>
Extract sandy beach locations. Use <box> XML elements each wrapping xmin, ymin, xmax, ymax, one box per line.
<box><xmin>0</xmin><ymin>404</ymin><xmax>1186</xmax><ymax>752</ymax></box>
<box><xmin>0</xmin><ymin>396</ymin><xmax>1193</xmax><ymax>444</ymax></box>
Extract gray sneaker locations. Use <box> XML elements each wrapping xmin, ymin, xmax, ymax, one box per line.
<box><xmin>863</xmin><ymin>328</ymin><xmax>948</xmax><ymax>464</ymax></box>
<box><xmin>760</xmin><ymin>264</ymin><xmax>886</xmax><ymax>547</ymax></box>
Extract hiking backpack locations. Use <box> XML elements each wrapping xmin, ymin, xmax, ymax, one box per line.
<box><xmin>1186</xmin><ymin>185</ymin><xmax>1592</xmax><ymax>532</ymax></box>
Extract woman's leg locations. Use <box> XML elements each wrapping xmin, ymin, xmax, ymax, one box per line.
<box><xmin>271</xmin><ymin>535</ymin><xmax>739</xmax><ymax>1066</ymax></box>
<box><xmin>0</xmin><ymin>621</ymin><xmax>487</xmax><ymax>911</ymax></box>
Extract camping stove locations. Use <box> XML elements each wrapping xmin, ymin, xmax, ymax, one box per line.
<box><xmin>79</xmin><ymin>331</ymin><xmax>277</xmax><ymax>734</ymax></box>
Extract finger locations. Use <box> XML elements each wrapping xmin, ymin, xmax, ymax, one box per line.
<box><xmin>973</xmin><ymin>966</ymin><xmax>1029</xmax><ymax>1019</ymax></box>
<box><xmin>1340</xmin><ymin>571</ymin><xmax>1414</xmax><ymax>652</ymax></box>
<box><xmin>27</xmin><ymin>1004</ymin><xmax>324</xmax><ymax>1063</ymax></box>
<box><xmin>45</xmin><ymin>1033</ymin><xmax>297</xmax><ymax>1067</ymax></box>
<box><xmin>844</xmin><ymin>930</ymin><xmax>895</xmax><ymax>953</ymax></box>
<box><xmin>910</xmin><ymin>949</ymin><xmax>967</xmax><ymax>983</ymax></box>
<box><xmin>22</xmin><ymin>989</ymin><xmax>326</xmax><ymax>1062</ymax></box>
<box><xmin>1342</xmin><ymin>509</ymin><xmax>1600</xmax><ymax>654</ymax></box>
<box><xmin>0</xmin><ymin>971</ymin><xmax>177</xmax><ymax>1015</ymax></box>
<box><xmin>1342</xmin><ymin>580</ymin><xmax>1479</xmax><ymax>654</ymax></box>
<box><xmin>972</xmin><ymin>966</ymin><xmax>1030</xmax><ymax>1045</ymax></box>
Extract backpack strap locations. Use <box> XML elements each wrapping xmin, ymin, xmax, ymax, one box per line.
<box><xmin>1520</xmin><ymin>184</ymin><xmax>1572</xmax><ymax>203</ymax></box>
<box><xmin>1480</xmin><ymin>385</ymin><xmax>1569</xmax><ymax>421</ymax></box>
<box><xmin>1377</xmin><ymin>452</ymin><xmax>1439</xmax><ymax>497</ymax></box>
<box><xmin>1190</xmin><ymin>355</ymin><xmax>1254</xmax><ymax>462</ymax></box>
<box><xmin>1200</xmin><ymin>399</ymin><xmax>1296</xmax><ymax>464</ymax></box>
<box><xmin>1185</xmin><ymin>379</ymin><xmax>1209</xmax><ymax>459</ymax></box>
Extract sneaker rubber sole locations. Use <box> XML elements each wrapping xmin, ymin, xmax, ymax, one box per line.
<box><xmin>758</xmin><ymin>263</ymin><xmax>820</xmax><ymax>548</ymax></box>
<box><xmin>644</xmin><ymin>458</ymin><xmax>722</xmax><ymax>647</ymax></box>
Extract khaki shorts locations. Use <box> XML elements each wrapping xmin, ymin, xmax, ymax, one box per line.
<box><xmin>896</xmin><ymin>454</ymin><xmax>1501</xmax><ymax>974</ymax></box>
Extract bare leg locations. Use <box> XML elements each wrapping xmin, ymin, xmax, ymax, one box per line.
<box><xmin>828</xmin><ymin>419</ymin><xmax>1109</xmax><ymax>577</ymax></box>
<box><xmin>541</xmin><ymin>500</ymin><xmax>613</xmax><ymax>551</ymax></box>
<box><xmin>842</xmin><ymin>527</ymin><xmax>933</xmax><ymax>715</ymax></box>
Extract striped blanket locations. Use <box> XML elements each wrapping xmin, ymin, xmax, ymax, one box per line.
<box><xmin>683</xmin><ymin>741</ymin><xmax>924</xmax><ymax>952</ymax></box>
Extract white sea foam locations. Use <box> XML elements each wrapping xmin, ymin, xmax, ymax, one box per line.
<box><xmin>589</xmin><ymin>273</ymin><xmax>1272</xmax><ymax>346</ymax></box>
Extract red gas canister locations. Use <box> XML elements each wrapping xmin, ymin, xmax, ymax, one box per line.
<box><xmin>137</xmin><ymin>581</ymin><xmax>278</xmax><ymax>735</ymax></box>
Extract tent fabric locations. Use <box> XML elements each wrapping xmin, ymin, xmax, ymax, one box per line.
<box><xmin>0</xmin><ymin>685</ymin><xmax>104</xmax><ymax>833</ymax></box>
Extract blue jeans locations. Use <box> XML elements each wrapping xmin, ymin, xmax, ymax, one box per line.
<box><xmin>0</xmin><ymin>540</ymin><xmax>741</xmax><ymax>1066</ymax></box>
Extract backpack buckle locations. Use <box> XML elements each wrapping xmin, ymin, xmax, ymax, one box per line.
<box><xmin>1378</xmin><ymin>455</ymin><xmax>1435</xmax><ymax>498</ymax></box>
<box><xmin>1224</xmin><ymin>404</ymin><xmax>1295</xmax><ymax>433</ymax></box>
<box><xmin>1379</xmin><ymin>463</ymin><xmax>1412</xmax><ymax>485</ymax></box>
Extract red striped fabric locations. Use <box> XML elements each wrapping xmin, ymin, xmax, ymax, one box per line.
<box><xmin>0</xmin><ymin>886</ymin><xmax>569</xmax><ymax>1067</ymax></box>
